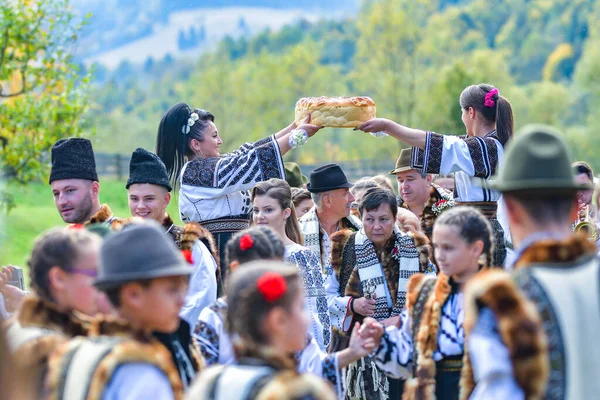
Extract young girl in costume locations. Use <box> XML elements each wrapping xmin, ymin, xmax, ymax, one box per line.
<box><xmin>194</xmin><ymin>226</ymin><xmax>380</xmax><ymax>398</ymax></box>
<box><xmin>156</xmin><ymin>103</ymin><xmax>320</xmax><ymax>290</ymax></box>
<box><xmin>5</xmin><ymin>227</ymin><xmax>110</xmax><ymax>395</ymax></box>
<box><xmin>189</xmin><ymin>261</ymin><xmax>379</xmax><ymax>400</ymax></box>
<box><xmin>358</xmin><ymin>84</ymin><xmax>513</xmax><ymax>267</ymax></box>
<box><xmin>364</xmin><ymin>206</ymin><xmax>494</xmax><ymax>400</ymax></box>
<box><xmin>251</xmin><ymin>178</ymin><xmax>331</xmax><ymax>351</ymax></box>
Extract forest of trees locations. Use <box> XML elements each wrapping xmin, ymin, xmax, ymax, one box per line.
<box><xmin>82</xmin><ymin>0</ymin><xmax>600</xmax><ymax>172</ymax></box>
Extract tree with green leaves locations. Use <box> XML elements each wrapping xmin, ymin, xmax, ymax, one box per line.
<box><xmin>0</xmin><ymin>0</ymin><xmax>92</xmax><ymax>192</ymax></box>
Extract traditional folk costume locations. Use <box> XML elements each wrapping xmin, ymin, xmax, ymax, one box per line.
<box><xmin>410</xmin><ymin>130</ymin><xmax>509</xmax><ymax>266</ymax></box>
<box><xmin>194</xmin><ymin>298</ymin><xmax>346</xmax><ymax>398</ymax></box>
<box><xmin>329</xmin><ymin>226</ymin><xmax>432</xmax><ymax>399</ymax></box>
<box><xmin>397</xmin><ymin>183</ymin><xmax>454</xmax><ymax>242</ymax></box>
<box><xmin>45</xmin><ymin>316</ymin><xmax>187</xmax><ymax>400</ymax></box>
<box><xmin>5</xmin><ymin>295</ymin><xmax>89</xmax><ymax>395</ymax></box>
<box><xmin>374</xmin><ymin>274</ymin><xmax>466</xmax><ymax>400</ymax></box>
<box><xmin>186</xmin><ymin>354</ymin><xmax>337</xmax><ymax>400</ymax></box>
<box><xmin>462</xmin><ymin>236</ymin><xmax>600</xmax><ymax>400</ymax></box>
<box><xmin>178</xmin><ymin>135</ymin><xmax>285</xmax><ymax>288</ymax></box>
<box><xmin>126</xmin><ymin>148</ymin><xmax>220</xmax><ymax>327</ymax></box>
<box><xmin>285</xmin><ymin>243</ymin><xmax>332</xmax><ymax>351</ymax></box>
<box><xmin>460</xmin><ymin>126</ymin><xmax>600</xmax><ymax>400</ymax></box>
<box><xmin>391</xmin><ymin>148</ymin><xmax>455</xmax><ymax>242</ymax></box>
<box><xmin>299</xmin><ymin>207</ymin><xmax>362</xmax><ymax>334</ymax></box>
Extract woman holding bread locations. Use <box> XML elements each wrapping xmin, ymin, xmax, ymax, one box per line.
<box><xmin>156</xmin><ymin>102</ymin><xmax>320</xmax><ymax>291</ymax></box>
<box><xmin>357</xmin><ymin>84</ymin><xmax>513</xmax><ymax>267</ymax></box>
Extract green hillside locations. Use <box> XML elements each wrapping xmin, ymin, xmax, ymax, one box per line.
<box><xmin>91</xmin><ymin>0</ymin><xmax>600</xmax><ymax>172</ymax></box>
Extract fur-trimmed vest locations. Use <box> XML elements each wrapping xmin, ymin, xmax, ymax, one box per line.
<box><xmin>5</xmin><ymin>296</ymin><xmax>89</xmax><ymax>394</ymax></box>
<box><xmin>186</xmin><ymin>358</ymin><xmax>337</xmax><ymax>400</ymax></box>
<box><xmin>402</xmin><ymin>273</ymin><xmax>453</xmax><ymax>400</ymax></box>
<box><xmin>162</xmin><ymin>214</ymin><xmax>220</xmax><ymax>282</ymax></box>
<box><xmin>46</xmin><ymin>316</ymin><xmax>185</xmax><ymax>400</ymax></box>
<box><xmin>85</xmin><ymin>204</ymin><xmax>120</xmax><ymax>226</ymax></box>
<box><xmin>398</xmin><ymin>183</ymin><xmax>453</xmax><ymax>242</ymax></box>
<box><xmin>460</xmin><ymin>235</ymin><xmax>600</xmax><ymax>400</ymax></box>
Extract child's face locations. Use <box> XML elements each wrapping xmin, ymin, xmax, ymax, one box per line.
<box><xmin>432</xmin><ymin>224</ymin><xmax>482</xmax><ymax>282</ymax></box>
<box><xmin>128</xmin><ymin>276</ymin><xmax>188</xmax><ymax>333</ymax></box>
<box><xmin>59</xmin><ymin>245</ymin><xmax>112</xmax><ymax>316</ymax></box>
<box><xmin>279</xmin><ymin>291</ymin><xmax>309</xmax><ymax>353</ymax></box>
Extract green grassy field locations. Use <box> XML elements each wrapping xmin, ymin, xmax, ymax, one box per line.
<box><xmin>1</xmin><ymin>180</ymin><xmax>181</xmax><ymax>286</ymax></box>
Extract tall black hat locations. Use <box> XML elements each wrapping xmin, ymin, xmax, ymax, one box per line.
<box><xmin>49</xmin><ymin>138</ymin><xmax>98</xmax><ymax>184</ymax></box>
<box><xmin>125</xmin><ymin>148</ymin><xmax>172</xmax><ymax>192</ymax></box>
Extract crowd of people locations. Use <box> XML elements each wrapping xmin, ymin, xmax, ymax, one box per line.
<box><xmin>1</xmin><ymin>83</ymin><xmax>599</xmax><ymax>400</ymax></box>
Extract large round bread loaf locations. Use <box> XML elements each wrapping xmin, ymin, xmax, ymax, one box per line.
<box><xmin>294</xmin><ymin>96</ymin><xmax>376</xmax><ymax>128</ymax></box>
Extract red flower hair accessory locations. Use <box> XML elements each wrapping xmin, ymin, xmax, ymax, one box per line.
<box><xmin>181</xmin><ymin>249</ymin><xmax>194</xmax><ymax>265</ymax></box>
<box><xmin>257</xmin><ymin>272</ymin><xmax>288</xmax><ymax>303</ymax></box>
<box><xmin>239</xmin><ymin>234</ymin><xmax>254</xmax><ymax>251</ymax></box>
<box><xmin>484</xmin><ymin>88</ymin><xmax>498</xmax><ymax>108</ymax></box>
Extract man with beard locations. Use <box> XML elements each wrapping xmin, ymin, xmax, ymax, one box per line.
<box><xmin>391</xmin><ymin>148</ymin><xmax>454</xmax><ymax>241</ymax></box>
<box><xmin>49</xmin><ymin>138</ymin><xmax>117</xmax><ymax>225</ymax></box>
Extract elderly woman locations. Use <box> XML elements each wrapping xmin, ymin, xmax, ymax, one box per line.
<box><xmin>329</xmin><ymin>187</ymin><xmax>434</xmax><ymax>399</ymax></box>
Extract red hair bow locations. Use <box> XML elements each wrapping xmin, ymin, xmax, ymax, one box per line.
<box><xmin>240</xmin><ymin>234</ymin><xmax>254</xmax><ymax>251</ymax></box>
<box><xmin>257</xmin><ymin>272</ymin><xmax>287</xmax><ymax>303</ymax></box>
<box><xmin>181</xmin><ymin>249</ymin><xmax>194</xmax><ymax>265</ymax></box>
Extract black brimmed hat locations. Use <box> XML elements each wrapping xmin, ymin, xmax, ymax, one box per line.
<box><xmin>306</xmin><ymin>163</ymin><xmax>353</xmax><ymax>193</ymax></box>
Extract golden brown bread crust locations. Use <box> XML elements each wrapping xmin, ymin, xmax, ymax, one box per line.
<box><xmin>294</xmin><ymin>96</ymin><xmax>376</xmax><ymax>128</ymax></box>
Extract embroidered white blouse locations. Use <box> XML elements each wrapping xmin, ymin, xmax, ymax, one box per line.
<box><xmin>374</xmin><ymin>291</ymin><xmax>465</xmax><ymax>379</ymax></box>
<box><xmin>193</xmin><ymin>298</ymin><xmax>343</xmax><ymax>397</ymax></box>
<box><xmin>178</xmin><ymin>136</ymin><xmax>285</xmax><ymax>223</ymax></box>
<box><xmin>410</xmin><ymin>131</ymin><xmax>511</xmax><ymax>251</ymax></box>
<box><xmin>285</xmin><ymin>243</ymin><xmax>332</xmax><ymax>352</ymax></box>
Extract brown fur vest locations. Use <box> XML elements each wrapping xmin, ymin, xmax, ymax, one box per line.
<box><xmin>46</xmin><ymin>315</ymin><xmax>185</xmax><ymax>400</ymax></box>
<box><xmin>402</xmin><ymin>273</ymin><xmax>452</xmax><ymax>400</ymax></box>
<box><xmin>5</xmin><ymin>296</ymin><xmax>89</xmax><ymax>394</ymax></box>
<box><xmin>459</xmin><ymin>236</ymin><xmax>597</xmax><ymax>399</ymax></box>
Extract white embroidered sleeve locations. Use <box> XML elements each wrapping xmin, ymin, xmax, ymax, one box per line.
<box><xmin>298</xmin><ymin>337</ymin><xmax>343</xmax><ymax>398</ymax></box>
<box><xmin>411</xmin><ymin>132</ymin><xmax>503</xmax><ymax>179</ymax></box>
<box><xmin>180</xmin><ymin>240</ymin><xmax>218</xmax><ymax>327</ymax></box>
<box><xmin>194</xmin><ymin>306</ymin><xmax>227</xmax><ymax>367</ymax></box>
<box><xmin>468</xmin><ymin>308</ymin><xmax>525</xmax><ymax>399</ymax></box>
<box><xmin>180</xmin><ymin>135</ymin><xmax>285</xmax><ymax>197</ymax></box>
<box><xmin>324</xmin><ymin>272</ymin><xmax>352</xmax><ymax>332</ymax></box>
<box><xmin>374</xmin><ymin>310</ymin><xmax>413</xmax><ymax>379</ymax></box>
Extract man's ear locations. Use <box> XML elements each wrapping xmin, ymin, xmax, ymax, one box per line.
<box><xmin>91</xmin><ymin>181</ymin><xmax>100</xmax><ymax>197</ymax></box>
<box><xmin>426</xmin><ymin>174</ymin><xmax>433</xmax><ymax>185</ymax></box>
<box><xmin>164</xmin><ymin>191</ymin><xmax>171</xmax><ymax>207</ymax></box>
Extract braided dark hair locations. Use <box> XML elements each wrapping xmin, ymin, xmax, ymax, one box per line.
<box><xmin>434</xmin><ymin>206</ymin><xmax>495</xmax><ymax>268</ymax></box>
<box><xmin>226</xmin><ymin>261</ymin><xmax>301</xmax><ymax>370</ymax></box>
<box><xmin>155</xmin><ymin>102</ymin><xmax>215</xmax><ymax>189</ymax></box>
<box><xmin>459</xmin><ymin>83</ymin><xmax>514</xmax><ymax>146</ymax></box>
<box><xmin>225</xmin><ymin>226</ymin><xmax>285</xmax><ymax>267</ymax></box>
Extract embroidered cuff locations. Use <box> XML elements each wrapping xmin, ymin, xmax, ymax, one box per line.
<box><xmin>410</xmin><ymin>132</ymin><xmax>444</xmax><ymax>174</ymax></box>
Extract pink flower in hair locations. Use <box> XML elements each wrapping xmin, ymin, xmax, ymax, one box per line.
<box><xmin>484</xmin><ymin>88</ymin><xmax>498</xmax><ymax>108</ymax></box>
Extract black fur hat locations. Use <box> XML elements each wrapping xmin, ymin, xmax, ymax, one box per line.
<box><xmin>49</xmin><ymin>138</ymin><xmax>98</xmax><ymax>184</ymax></box>
<box><xmin>126</xmin><ymin>148</ymin><xmax>173</xmax><ymax>192</ymax></box>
